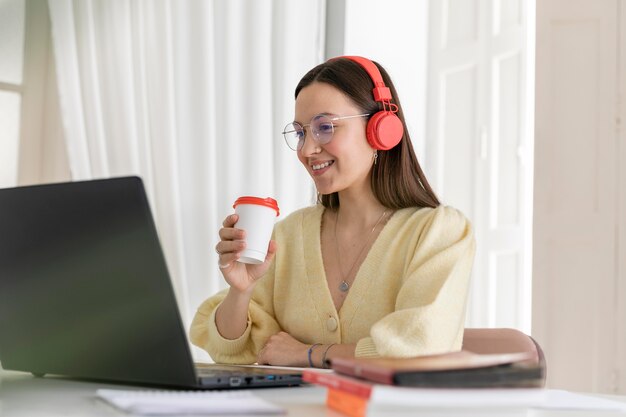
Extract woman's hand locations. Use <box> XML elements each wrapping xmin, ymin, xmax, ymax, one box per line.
<box><xmin>257</xmin><ymin>332</ymin><xmax>309</xmax><ymax>367</ymax></box>
<box><xmin>215</xmin><ymin>214</ymin><xmax>277</xmax><ymax>293</ymax></box>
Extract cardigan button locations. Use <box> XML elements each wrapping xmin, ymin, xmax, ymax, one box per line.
<box><xmin>326</xmin><ymin>317</ymin><xmax>338</xmax><ymax>332</ymax></box>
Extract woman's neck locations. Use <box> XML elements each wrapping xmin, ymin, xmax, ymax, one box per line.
<box><xmin>335</xmin><ymin>188</ymin><xmax>387</xmax><ymax>230</ymax></box>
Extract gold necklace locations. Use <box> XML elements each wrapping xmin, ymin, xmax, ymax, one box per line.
<box><xmin>334</xmin><ymin>209</ymin><xmax>389</xmax><ymax>293</ymax></box>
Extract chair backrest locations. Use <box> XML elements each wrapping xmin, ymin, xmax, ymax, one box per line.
<box><xmin>462</xmin><ymin>328</ymin><xmax>547</xmax><ymax>385</ymax></box>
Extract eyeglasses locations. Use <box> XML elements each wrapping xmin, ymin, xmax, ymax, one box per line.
<box><xmin>282</xmin><ymin>113</ymin><xmax>370</xmax><ymax>151</ymax></box>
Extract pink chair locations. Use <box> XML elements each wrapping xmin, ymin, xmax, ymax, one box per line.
<box><xmin>462</xmin><ymin>328</ymin><xmax>547</xmax><ymax>386</ymax></box>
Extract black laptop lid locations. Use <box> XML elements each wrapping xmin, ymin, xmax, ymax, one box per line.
<box><xmin>0</xmin><ymin>177</ymin><xmax>198</xmax><ymax>387</ymax></box>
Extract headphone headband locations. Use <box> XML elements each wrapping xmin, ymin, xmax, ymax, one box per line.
<box><xmin>332</xmin><ymin>56</ymin><xmax>404</xmax><ymax>150</ymax></box>
<box><xmin>340</xmin><ymin>56</ymin><xmax>393</xmax><ymax>102</ymax></box>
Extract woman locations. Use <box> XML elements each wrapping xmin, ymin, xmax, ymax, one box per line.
<box><xmin>190</xmin><ymin>56</ymin><xmax>475</xmax><ymax>368</ymax></box>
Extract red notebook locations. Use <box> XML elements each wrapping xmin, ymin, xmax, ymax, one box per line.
<box><xmin>326</xmin><ymin>388</ymin><xmax>368</xmax><ymax>417</ymax></box>
<box><xmin>303</xmin><ymin>369</ymin><xmax>373</xmax><ymax>398</ymax></box>
<box><xmin>303</xmin><ymin>371</ymin><xmax>373</xmax><ymax>417</ymax></box>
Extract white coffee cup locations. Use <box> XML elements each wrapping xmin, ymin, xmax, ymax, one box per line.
<box><xmin>233</xmin><ymin>196</ymin><xmax>280</xmax><ymax>264</ymax></box>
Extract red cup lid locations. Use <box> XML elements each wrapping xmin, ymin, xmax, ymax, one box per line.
<box><xmin>233</xmin><ymin>196</ymin><xmax>280</xmax><ymax>216</ymax></box>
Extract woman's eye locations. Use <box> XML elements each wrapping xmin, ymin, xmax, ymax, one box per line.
<box><xmin>318</xmin><ymin>123</ymin><xmax>333</xmax><ymax>133</ymax></box>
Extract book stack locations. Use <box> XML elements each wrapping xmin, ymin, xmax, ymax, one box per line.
<box><xmin>303</xmin><ymin>370</ymin><xmax>372</xmax><ymax>417</ymax></box>
<box><xmin>303</xmin><ymin>350</ymin><xmax>546</xmax><ymax>417</ymax></box>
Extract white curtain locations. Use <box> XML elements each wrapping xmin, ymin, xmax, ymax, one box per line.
<box><xmin>47</xmin><ymin>0</ymin><xmax>323</xmax><ymax>359</ymax></box>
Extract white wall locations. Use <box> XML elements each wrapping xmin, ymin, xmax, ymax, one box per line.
<box><xmin>18</xmin><ymin>0</ymin><xmax>69</xmax><ymax>186</ymax></box>
<box><xmin>340</xmin><ymin>0</ymin><xmax>430</xmax><ymax>160</ymax></box>
<box><xmin>533</xmin><ymin>0</ymin><xmax>625</xmax><ymax>394</ymax></box>
<box><xmin>425</xmin><ymin>0</ymin><xmax>533</xmax><ymax>333</ymax></box>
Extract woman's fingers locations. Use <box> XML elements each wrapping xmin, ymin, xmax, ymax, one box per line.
<box><xmin>217</xmin><ymin>252</ymin><xmax>239</xmax><ymax>269</ymax></box>
<box><xmin>222</xmin><ymin>213</ymin><xmax>238</xmax><ymax>227</ymax></box>
<box><xmin>263</xmin><ymin>240</ymin><xmax>277</xmax><ymax>263</ymax></box>
<box><xmin>216</xmin><ymin>214</ymin><xmax>246</xmax><ymax>258</ymax></box>
<box><xmin>215</xmin><ymin>240</ymin><xmax>246</xmax><ymax>256</ymax></box>
<box><xmin>218</xmin><ymin>227</ymin><xmax>245</xmax><ymax>241</ymax></box>
<box><xmin>218</xmin><ymin>214</ymin><xmax>245</xmax><ymax>240</ymax></box>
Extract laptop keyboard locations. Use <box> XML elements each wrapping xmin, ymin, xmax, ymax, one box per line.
<box><xmin>193</xmin><ymin>364</ymin><xmax>303</xmax><ymax>388</ymax></box>
<box><xmin>195</xmin><ymin>365</ymin><xmax>281</xmax><ymax>377</ymax></box>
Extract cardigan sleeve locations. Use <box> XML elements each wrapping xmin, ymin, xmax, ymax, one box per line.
<box><xmin>355</xmin><ymin>206</ymin><xmax>476</xmax><ymax>358</ymax></box>
<box><xmin>189</xmin><ymin>258</ymin><xmax>282</xmax><ymax>364</ymax></box>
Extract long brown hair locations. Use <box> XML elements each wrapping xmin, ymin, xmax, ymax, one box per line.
<box><xmin>295</xmin><ymin>57</ymin><xmax>440</xmax><ymax>209</ymax></box>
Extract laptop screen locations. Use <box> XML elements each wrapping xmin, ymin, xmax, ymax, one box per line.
<box><xmin>0</xmin><ymin>177</ymin><xmax>209</xmax><ymax>387</ymax></box>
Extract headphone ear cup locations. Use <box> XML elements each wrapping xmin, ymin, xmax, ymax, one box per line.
<box><xmin>366</xmin><ymin>111</ymin><xmax>404</xmax><ymax>150</ymax></box>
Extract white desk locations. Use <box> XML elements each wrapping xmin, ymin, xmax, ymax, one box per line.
<box><xmin>1</xmin><ymin>368</ymin><xmax>626</xmax><ymax>417</ymax></box>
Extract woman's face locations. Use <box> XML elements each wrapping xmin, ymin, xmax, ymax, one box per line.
<box><xmin>295</xmin><ymin>82</ymin><xmax>374</xmax><ymax>196</ymax></box>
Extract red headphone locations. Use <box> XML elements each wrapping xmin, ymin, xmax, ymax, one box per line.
<box><xmin>338</xmin><ymin>56</ymin><xmax>404</xmax><ymax>150</ymax></box>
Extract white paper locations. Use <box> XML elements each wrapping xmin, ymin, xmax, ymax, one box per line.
<box><xmin>371</xmin><ymin>387</ymin><xmax>548</xmax><ymax>408</ymax></box>
<box><xmin>538</xmin><ymin>390</ymin><xmax>626</xmax><ymax>411</ymax></box>
<box><xmin>96</xmin><ymin>389</ymin><xmax>285</xmax><ymax>415</ymax></box>
<box><xmin>370</xmin><ymin>387</ymin><xmax>626</xmax><ymax>412</ymax></box>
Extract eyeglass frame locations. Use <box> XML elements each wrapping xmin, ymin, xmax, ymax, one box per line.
<box><xmin>282</xmin><ymin>113</ymin><xmax>370</xmax><ymax>151</ymax></box>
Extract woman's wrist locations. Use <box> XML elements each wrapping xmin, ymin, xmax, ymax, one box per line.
<box><xmin>312</xmin><ymin>343</ymin><xmax>356</xmax><ymax>368</ymax></box>
<box><xmin>226</xmin><ymin>283</ymin><xmax>255</xmax><ymax>300</ymax></box>
<box><xmin>215</xmin><ymin>287</ymin><xmax>253</xmax><ymax>340</ymax></box>
<box><xmin>306</xmin><ymin>343</ymin><xmax>321</xmax><ymax>367</ymax></box>
<box><xmin>321</xmin><ymin>343</ymin><xmax>336</xmax><ymax>369</ymax></box>
<box><xmin>305</xmin><ymin>343</ymin><xmax>339</xmax><ymax>368</ymax></box>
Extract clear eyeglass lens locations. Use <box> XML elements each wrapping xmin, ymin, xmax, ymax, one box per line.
<box><xmin>282</xmin><ymin>115</ymin><xmax>339</xmax><ymax>151</ymax></box>
<box><xmin>283</xmin><ymin>122</ymin><xmax>305</xmax><ymax>151</ymax></box>
<box><xmin>311</xmin><ymin>115</ymin><xmax>334</xmax><ymax>144</ymax></box>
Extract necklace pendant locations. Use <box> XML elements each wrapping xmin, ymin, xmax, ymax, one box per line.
<box><xmin>339</xmin><ymin>280</ymin><xmax>350</xmax><ymax>292</ymax></box>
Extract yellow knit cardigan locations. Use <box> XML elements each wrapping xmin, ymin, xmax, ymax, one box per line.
<box><xmin>190</xmin><ymin>204</ymin><xmax>475</xmax><ymax>364</ymax></box>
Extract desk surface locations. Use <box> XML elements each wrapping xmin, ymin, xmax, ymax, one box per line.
<box><xmin>1</xmin><ymin>368</ymin><xmax>626</xmax><ymax>417</ymax></box>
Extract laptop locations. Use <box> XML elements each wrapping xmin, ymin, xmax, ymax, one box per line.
<box><xmin>0</xmin><ymin>176</ymin><xmax>302</xmax><ymax>389</ymax></box>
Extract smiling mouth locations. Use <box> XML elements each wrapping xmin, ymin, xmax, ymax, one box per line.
<box><xmin>311</xmin><ymin>161</ymin><xmax>334</xmax><ymax>171</ymax></box>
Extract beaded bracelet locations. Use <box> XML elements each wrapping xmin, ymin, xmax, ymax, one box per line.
<box><xmin>321</xmin><ymin>343</ymin><xmax>336</xmax><ymax>369</ymax></box>
<box><xmin>307</xmin><ymin>343</ymin><xmax>321</xmax><ymax>368</ymax></box>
